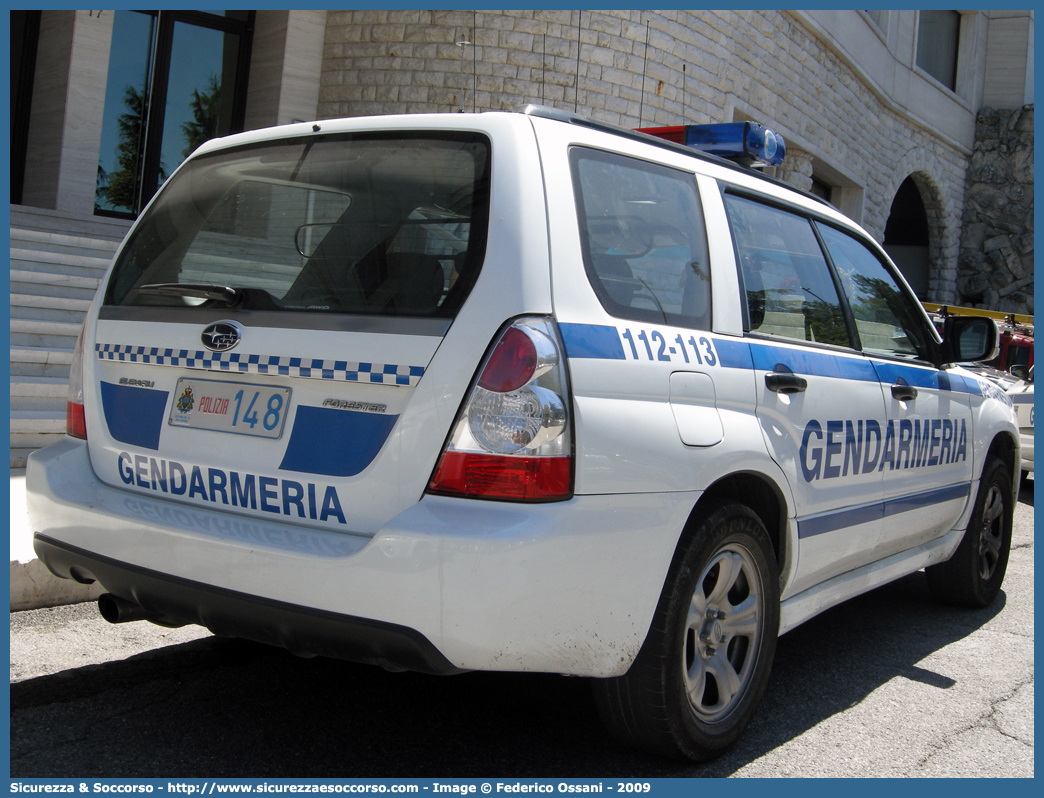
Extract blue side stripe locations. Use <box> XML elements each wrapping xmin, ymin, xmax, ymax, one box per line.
<box><xmin>797</xmin><ymin>503</ymin><xmax>884</xmax><ymax>539</ymax></box>
<box><xmin>883</xmin><ymin>482</ymin><xmax>971</xmax><ymax>518</ymax></box>
<box><xmin>559</xmin><ymin>323</ymin><xmax>626</xmax><ymax>360</ymax></box>
<box><xmin>750</xmin><ymin>343</ymin><xmax>878</xmax><ymax>382</ymax></box>
<box><xmin>872</xmin><ymin>361</ymin><xmax>978</xmax><ymax>394</ymax></box>
<box><xmin>798</xmin><ymin>482</ymin><xmax>972</xmax><ymax>539</ymax></box>
<box><xmin>714</xmin><ymin>338</ymin><xmax>753</xmax><ymax>370</ymax></box>
<box><xmin>557</xmin><ymin>325</ymin><xmax>982</xmax><ymax>396</ymax></box>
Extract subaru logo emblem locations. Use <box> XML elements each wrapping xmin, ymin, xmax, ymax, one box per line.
<box><xmin>201</xmin><ymin>321</ymin><xmax>242</xmax><ymax>352</ymax></box>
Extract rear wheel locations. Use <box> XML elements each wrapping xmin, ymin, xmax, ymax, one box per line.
<box><xmin>926</xmin><ymin>456</ymin><xmax>1013</xmax><ymax>607</ymax></box>
<box><xmin>593</xmin><ymin>499</ymin><xmax>779</xmax><ymax>761</ymax></box>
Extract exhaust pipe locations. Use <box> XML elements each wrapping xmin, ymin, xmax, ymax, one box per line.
<box><xmin>98</xmin><ymin>593</ymin><xmax>154</xmax><ymax>624</ymax></box>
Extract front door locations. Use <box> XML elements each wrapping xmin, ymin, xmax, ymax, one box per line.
<box><xmin>815</xmin><ymin>223</ymin><xmax>974</xmax><ymax>558</ymax></box>
<box><xmin>722</xmin><ymin>191</ymin><xmax>888</xmax><ymax>595</ymax></box>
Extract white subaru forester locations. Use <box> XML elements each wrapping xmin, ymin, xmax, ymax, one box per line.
<box><xmin>28</xmin><ymin>106</ymin><xmax>1019</xmax><ymax>761</ymax></box>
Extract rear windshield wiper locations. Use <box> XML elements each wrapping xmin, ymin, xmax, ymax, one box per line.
<box><xmin>133</xmin><ymin>283</ymin><xmax>239</xmax><ymax>304</ymax></box>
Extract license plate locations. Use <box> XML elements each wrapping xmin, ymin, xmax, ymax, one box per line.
<box><xmin>168</xmin><ymin>378</ymin><xmax>291</xmax><ymax>439</ymax></box>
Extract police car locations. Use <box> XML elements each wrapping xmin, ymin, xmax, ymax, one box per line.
<box><xmin>27</xmin><ymin>106</ymin><xmax>1019</xmax><ymax>761</ymax></box>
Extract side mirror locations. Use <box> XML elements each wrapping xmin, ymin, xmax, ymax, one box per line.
<box><xmin>938</xmin><ymin>316</ymin><xmax>999</xmax><ymax>365</ymax></box>
<box><xmin>1009</xmin><ymin>364</ymin><xmax>1031</xmax><ymax>381</ymax></box>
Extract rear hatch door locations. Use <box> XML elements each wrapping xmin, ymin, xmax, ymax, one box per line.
<box><xmin>86</xmin><ymin>129</ymin><xmax>492</xmax><ymax>534</ymax></box>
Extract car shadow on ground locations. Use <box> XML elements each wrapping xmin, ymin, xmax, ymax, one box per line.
<box><xmin>11</xmin><ymin>567</ymin><xmax>1007</xmax><ymax>778</ymax></box>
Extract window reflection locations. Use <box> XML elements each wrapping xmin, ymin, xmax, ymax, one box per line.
<box><xmin>95</xmin><ymin>10</ymin><xmax>249</xmax><ymax>218</ymax></box>
<box><xmin>157</xmin><ymin>22</ymin><xmax>240</xmax><ymax>194</ymax></box>
<box><xmin>96</xmin><ymin>11</ymin><xmax>156</xmax><ymax>215</ymax></box>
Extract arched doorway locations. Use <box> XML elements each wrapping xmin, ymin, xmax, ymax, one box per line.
<box><xmin>883</xmin><ymin>177</ymin><xmax>930</xmax><ymax>299</ymax></box>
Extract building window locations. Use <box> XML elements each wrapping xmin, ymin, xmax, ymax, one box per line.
<box><xmin>95</xmin><ymin>10</ymin><xmax>252</xmax><ymax>218</ymax></box>
<box><xmin>864</xmin><ymin>10</ymin><xmax>888</xmax><ymax>34</ymax></box>
<box><xmin>916</xmin><ymin>10</ymin><xmax>961</xmax><ymax>91</ymax></box>
<box><xmin>809</xmin><ymin>177</ymin><xmax>833</xmax><ymax>205</ymax></box>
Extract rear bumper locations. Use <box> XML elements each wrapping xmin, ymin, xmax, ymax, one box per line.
<box><xmin>34</xmin><ymin>534</ymin><xmax>463</xmax><ymax>674</ymax></box>
<box><xmin>27</xmin><ymin>438</ymin><xmax>696</xmax><ymax>676</ymax></box>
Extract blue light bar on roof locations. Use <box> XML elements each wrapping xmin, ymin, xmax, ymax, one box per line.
<box><xmin>639</xmin><ymin>122</ymin><xmax>787</xmax><ymax>167</ymax></box>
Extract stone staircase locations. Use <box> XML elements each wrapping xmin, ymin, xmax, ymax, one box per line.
<box><xmin>9</xmin><ymin>205</ymin><xmax>131</xmax><ymax>467</ymax></box>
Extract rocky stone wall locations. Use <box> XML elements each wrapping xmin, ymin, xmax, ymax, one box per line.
<box><xmin>957</xmin><ymin>106</ymin><xmax>1034</xmax><ymax>315</ymax></box>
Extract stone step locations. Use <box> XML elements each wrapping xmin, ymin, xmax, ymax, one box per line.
<box><xmin>9</xmin><ymin>204</ymin><xmax>132</xmax><ymax>240</ymax></box>
<box><xmin>10</xmin><ymin>277</ymin><xmax>99</xmax><ymax>302</ymax></box>
<box><xmin>9</xmin><ymin>318</ymin><xmax>82</xmax><ymax>350</ymax></box>
<box><xmin>11</xmin><ymin>247</ymin><xmax>112</xmax><ymax>276</ymax></box>
<box><xmin>10</xmin><ymin>292</ymin><xmax>93</xmax><ymax>312</ymax></box>
<box><xmin>10</xmin><ymin>373</ymin><xmax>68</xmax><ymax>413</ymax></box>
<box><xmin>11</xmin><ymin>375</ymin><xmax>68</xmax><ymax>397</ymax></box>
<box><xmin>9</xmin><ymin>221</ymin><xmax>125</xmax><ymax>244</ymax></box>
<box><xmin>9</xmin><ymin>228</ymin><xmax>123</xmax><ymax>261</ymax></box>
<box><xmin>10</xmin><ymin>347</ymin><xmax>75</xmax><ymax>379</ymax></box>
<box><xmin>9</xmin><ymin>268</ymin><xmax>101</xmax><ymax>290</ymax></box>
<box><xmin>10</xmin><ymin>410</ymin><xmax>66</xmax><ymax>434</ymax></box>
<box><xmin>10</xmin><ymin>397</ymin><xmax>65</xmax><ymax>413</ymax></box>
<box><xmin>10</xmin><ymin>298</ymin><xmax>91</xmax><ymax>325</ymax></box>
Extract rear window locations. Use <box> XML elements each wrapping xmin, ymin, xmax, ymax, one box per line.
<box><xmin>105</xmin><ymin>132</ymin><xmax>491</xmax><ymax>318</ymax></box>
<box><xmin>571</xmin><ymin>147</ymin><xmax>711</xmax><ymax>329</ymax></box>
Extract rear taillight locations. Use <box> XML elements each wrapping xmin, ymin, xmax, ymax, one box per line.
<box><xmin>66</xmin><ymin>322</ymin><xmax>87</xmax><ymax>439</ymax></box>
<box><xmin>428</xmin><ymin>317</ymin><xmax>573</xmax><ymax>501</ymax></box>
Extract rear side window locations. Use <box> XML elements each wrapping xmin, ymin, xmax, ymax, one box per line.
<box><xmin>724</xmin><ymin>193</ymin><xmax>852</xmax><ymax>348</ymax></box>
<box><xmin>105</xmin><ymin>132</ymin><xmax>491</xmax><ymax>317</ymax></box>
<box><xmin>571</xmin><ymin>148</ymin><xmax>711</xmax><ymax>329</ymax></box>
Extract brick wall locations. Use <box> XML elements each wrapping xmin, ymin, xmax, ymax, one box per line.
<box><xmin>318</xmin><ymin>10</ymin><xmax>978</xmax><ymax>303</ymax></box>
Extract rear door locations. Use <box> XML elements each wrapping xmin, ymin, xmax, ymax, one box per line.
<box><xmin>86</xmin><ymin>129</ymin><xmax>495</xmax><ymax>535</ymax></box>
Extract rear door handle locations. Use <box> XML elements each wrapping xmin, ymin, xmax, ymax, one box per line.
<box><xmin>765</xmin><ymin>373</ymin><xmax>807</xmax><ymax>394</ymax></box>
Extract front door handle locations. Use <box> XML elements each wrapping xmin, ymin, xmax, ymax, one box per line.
<box><xmin>765</xmin><ymin>372</ymin><xmax>808</xmax><ymax>394</ymax></box>
<box><xmin>891</xmin><ymin>382</ymin><xmax>918</xmax><ymax>401</ymax></box>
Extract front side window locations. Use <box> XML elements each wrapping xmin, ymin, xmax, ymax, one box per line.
<box><xmin>724</xmin><ymin>193</ymin><xmax>851</xmax><ymax>348</ymax></box>
<box><xmin>816</xmin><ymin>224</ymin><xmax>931</xmax><ymax>360</ymax></box>
<box><xmin>571</xmin><ymin>148</ymin><xmax>712</xmax><ymax>329</ymax></box>
<box><xmin>105</xmin><ymin>132</ymin><xmax>491</xmax><ymax>318</ymax></box>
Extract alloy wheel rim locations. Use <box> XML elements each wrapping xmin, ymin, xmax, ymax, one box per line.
<box><xmin>977</xmin><ymin>485</ymin><xmax>1005</xmax><ymax>581</ymax></box>
<box><xmin>683</xmin><ymin>544</ymin><xmax>763</xmax><ymax>723</ymax></box>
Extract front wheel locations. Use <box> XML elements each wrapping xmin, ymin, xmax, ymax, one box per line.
<box><xmin>593</xmin><ymin>499</ymin><xmax>779</xmax><ymax>761</ymax></box>
<box><xmin>926</xmin><ymin>456</ymin><xmax>1014</xmax><ymax>607</ymax></box>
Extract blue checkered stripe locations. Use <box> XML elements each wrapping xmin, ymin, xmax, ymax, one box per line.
<box><xmin>95</xmin><ymin>344</ymin><xmax>425</xmax><ymax>387</ymax></box>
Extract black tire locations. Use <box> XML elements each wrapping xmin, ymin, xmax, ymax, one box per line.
<box><xmin>926</xmin><ymin>456</ymin><xmax>1013</xmax><ymax>607</ymax></box>
<box><xmin>593</xmin><ymin>499</ymin><xmax>779</xmax><ymax>761</ymax></box>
